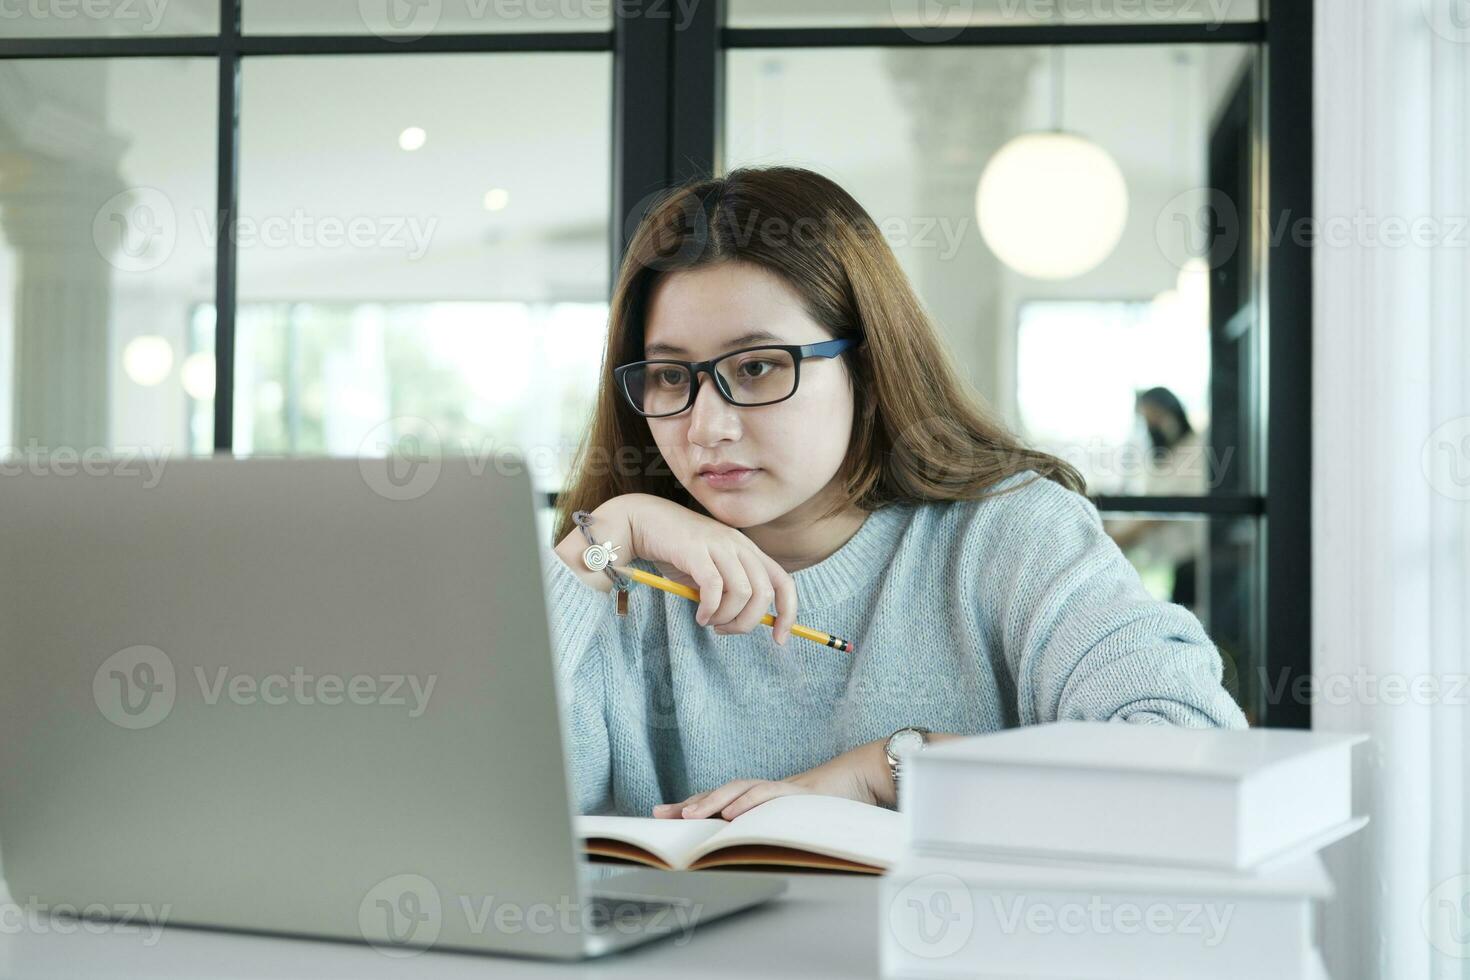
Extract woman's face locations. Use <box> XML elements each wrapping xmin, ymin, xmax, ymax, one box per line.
<box><xmin>640</xmin><ymin>261</ymin><xmax>855</xmax><ymax>529</ymax></box>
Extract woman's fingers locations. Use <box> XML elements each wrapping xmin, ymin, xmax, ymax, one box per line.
<box><xmin>674</xmin><ymin>530</ymin><xmax>791</xmax><ymax>638</ymax></box>
<box><xmin>705</xmin><ymin>546</ymin><xmax>752</xmax><ymax>629</ymax></box>
<box><xmin>688</xmin><ymin>558</ymin><xmax>723</xmax><ymax>626</ymax></box>
<box><xmin>652</xmin><ymin>788</ymin><xmax>711</xmax><ymax>817</ymax></box>
<box><xmin>651</xmin><ymin>559</ymin><xmax>698</xmax><ymax>589</ymax></box>
<box><xmin>756</xmin><ymin>552</ymin><xmax>797</xmax><ymax>646</ymax></box>
<box><xmin>718</xmin><ymin>782</ymin><xmax>797</xmax><ymax>820</ymax></box>
<box><xmin>714</xmin><ymin>548</ymin><xmax>775</xmax><ymax>636</ymax></box>
<box><xmin>680</xmin><ymin>780</ymin><xmax>760</xmax><ymax>818</ymax></box>
<box><xmin>653</xmin><ymin>780</ymin><xmax>805</xmax><ymax>819</ymax></box>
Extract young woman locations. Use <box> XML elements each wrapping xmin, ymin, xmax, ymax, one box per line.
<box><xmin>543</xmin><ymin>166</ymin><xmax>1246</xmax><ymax>823</ymax></box>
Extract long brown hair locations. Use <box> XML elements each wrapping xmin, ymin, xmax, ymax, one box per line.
<box><xmin>550</xmin><ymin>165</ymin><xmax>1084</xmax><ymax>546</ymax></box>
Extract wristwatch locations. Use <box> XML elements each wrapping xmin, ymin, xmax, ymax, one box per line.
<box><xmin>883</xmin><ymin>726</ymin><xmax>931</xmax><ymax>810</ymax></box>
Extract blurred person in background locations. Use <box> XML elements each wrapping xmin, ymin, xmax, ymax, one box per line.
<box><xmin>1106</xmin><ymin>387</ymin><xmax>1206</xmax><ymax>608</ymax></box>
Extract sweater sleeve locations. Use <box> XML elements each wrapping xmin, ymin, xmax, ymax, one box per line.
<box><xmin>987</xmin><ymin>477</ymin><xmax>1248</xmax><ymax>729</ymax></box>
<box><xmin>539</xmin><ymin>544</ymin><xmax>615</xmax><ymax>814</ymax></box>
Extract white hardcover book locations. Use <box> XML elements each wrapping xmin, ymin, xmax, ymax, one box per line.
<box><xmin>879</xmin><ymin>850</ymin><xmax>1332</xmax><ymax>980</ymax></box>
<box><xmin>903</xmin><ymin>722</ymin><xmax>1368</xmax><ymax>870</ymax></box>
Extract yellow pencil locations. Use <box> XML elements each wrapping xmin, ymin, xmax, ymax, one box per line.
<box><xmin>620</xmin><ymin>566</ymin><xmax>855</xmax><ymax>654</ymax></box>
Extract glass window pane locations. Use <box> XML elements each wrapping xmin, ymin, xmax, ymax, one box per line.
<box><xmin>0</xmin><ymin>58</ymin><xmax>217</xmax><ymax>456</ymax></box>
<box><xmin>0</xmin><ymin>0</ymin><xmax>218</xmax><ymax>37</ymax></box>
<box><xmin>727</xmin><ymin>0</ymin><xmax>1258</xmax><ymax>29</ymax></box>
<box><xmin>724</xmin><ymin>43</ymin><xmax>1261</xmax><ymax>496</ymax></box>
<box><xmin>1103</xmin><ymin>514</ymin><xmax>1261</xmax><ymax>723</ymax></box>
<box><xmin>233</xmin><ymin>301</ymin><xmax>607</xmax><ymax>493</ymax></box>
<box><xmin>236</xmin><ymin>53</ymin><xmax>611</xmax><ymax>497</ymax></box>
<box><xmin>1017</xmin><ymin>300</ymin><xmax>1222</xmax><ymax>495</ymax></box>
<box><xmin>244</xmin><ymin>0</ymin><xmax>610</xmax><ymax>35</ymax></box>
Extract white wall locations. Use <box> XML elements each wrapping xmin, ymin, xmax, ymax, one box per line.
<box><xmin>1314</xmin><ymin>2</ymin><xmax>1470</xmax><ymax>978</ymax></box>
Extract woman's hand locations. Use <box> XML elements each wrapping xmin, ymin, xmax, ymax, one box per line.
<box><xmin>615</xmin><ymin>493</ymin><xmax>800</xmax><ymax>646</ymax></box>
<box><xmin>651</xmin><ymin>740</ymin><xmax>889</xmax><ymax>820</ymax></box>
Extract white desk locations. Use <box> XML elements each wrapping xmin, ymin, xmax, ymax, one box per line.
<box><xmin>0</xmin><ymin>872</ymin><xmax>879</xmax><ymax>979</ymax></box>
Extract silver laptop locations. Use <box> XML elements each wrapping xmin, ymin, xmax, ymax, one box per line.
<box><xmin>0</xmin><ymin>454</ymin><xmax>784</xmax><ymax>959</ymax></box>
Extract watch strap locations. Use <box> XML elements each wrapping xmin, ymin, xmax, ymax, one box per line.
<box><xmin>885</xmin><ymin>726</ymin><xmax>931</xmax><ymax>810</ymax></box>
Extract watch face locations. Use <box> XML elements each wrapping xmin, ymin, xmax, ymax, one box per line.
<box><xmin>890</xmin><ymin>728</ymin><xmax>926</xmax><ymax>761</ymax></box>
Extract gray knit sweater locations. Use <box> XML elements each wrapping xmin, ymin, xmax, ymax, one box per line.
<box><xmin>540</xmin><ymin>471</ymin><xmax>1247</xmax><ymax>817</ymax></box>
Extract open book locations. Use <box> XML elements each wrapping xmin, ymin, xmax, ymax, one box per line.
<box><xmin>576</xmin><ymin>794</ymin><xmax>902</xmax><ymax>874</ymax></box>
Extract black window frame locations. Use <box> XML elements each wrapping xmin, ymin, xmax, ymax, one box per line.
<box><xmin>0</xmin><ymin>0</ymin><xmax>1311</xmax><ymax>728</ymax></box>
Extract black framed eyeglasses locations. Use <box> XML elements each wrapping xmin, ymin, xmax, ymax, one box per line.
<box><xmin>614</xmin><ymin>338</ymin><xmax>854</xmax><ymax>418</ymax></box>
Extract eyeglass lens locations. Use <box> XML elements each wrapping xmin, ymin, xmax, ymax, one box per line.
<box><xmin>623</xmin><ymin>347</ymin><xmax>798</xmax><ymax>416</ymax></box>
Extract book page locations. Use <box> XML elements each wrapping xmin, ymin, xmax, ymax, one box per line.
<box><xmin>689</xmin><ymin>795</ymin><xmax>903</xmax><ymax>869</ymax></box>
<box><xmin>575</xmin><ymin>815</ymin><xmax>727</xmax><ymax>869</ymax></box>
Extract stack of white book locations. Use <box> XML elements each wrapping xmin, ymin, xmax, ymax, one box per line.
<box><xmin>880</xmin><ymin>721</ymin><xmax>1368</xmax><ymax>980</ymax></box>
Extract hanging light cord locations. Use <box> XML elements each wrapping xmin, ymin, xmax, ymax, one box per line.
<box><xmin>1050</xmin><ymin>46</ymin><xmax>1065</xmax><ymax>132</ymax></box>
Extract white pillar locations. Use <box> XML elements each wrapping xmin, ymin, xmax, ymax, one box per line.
<box><xmin>1</xmin><ymin>165</ymin><xmax>122</xmax><ymax>450</ymax></box>
<box><xmin>1313</xmin><ymin>2</ymin><xmax>1470</xmax><ymax>978</ymax></box>
<box><xmin>0</xmin><ymin>63</ymin><xmax>126</xmax><ymax>451</ymax></box>
<box><xmin>884</xmin><ymin>47</ymin><xmax>1040</xmax><ymax>422</ymax></box>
